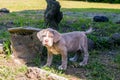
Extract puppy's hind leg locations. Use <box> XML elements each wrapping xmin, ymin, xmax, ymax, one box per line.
<box><xmin>69</xmin><ymin>50</ymin><xmax>81</xmax><ymax>62</ymax></box>
<box><xmin>79</xmin><ymin>38</ymin><xmax>89</xmax><ymax>66</ymax></box>
<box><xmin>79</xmin><ymin>47</ymin><xmax>89</xmax><ymax>66</ymax></box>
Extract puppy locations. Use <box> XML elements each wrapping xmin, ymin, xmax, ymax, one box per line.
<box><xmin>37</xmin><ymin>28</ymin><xmax>92</xmax><ymax>70</ymax></box>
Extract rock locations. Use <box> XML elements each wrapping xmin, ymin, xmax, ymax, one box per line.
<box><xmin>25</xmin><ymin>67</ymin><xmax>67</xmax><ymax>80</ymax></box>
<box><xmin>0</xmin><ymin>39</ymin><xmax>4</xmax><ymax>44</ymax></box>
<box><xmin>0</xmin><ymin>8</ymin><xmax>10</xmax><ymax>13</ymax></box>
<box><xmin>93</xmin><ymin>16</ymin><xmax>109</xmax><ymax>22</ymax></box>
<box><xmin>66</xmin><ymin>19</ymin><xmax>77</xmax><ymax>25</ymax></box>
<box><xmin>44</xmin><ymin>0</ymin><xmax>63</xmax><ymax>29</ymax></box>
<box><xmin>116</xmin><ymin>20</ymin><xmax>120</xmax><ymax>24</ymax></box>
<box><xmin>8</xmin><ymin>27</ymin><xmax>40</xmax><ymax>34</ymax></box>
<box><xmin>109</xmin><ymin>33</ymin><xmax>120</xmax><ymax>45</ymax></box>
<box><xmin>8</xmin><ymin>27</ymin><xmax>43</xmax><ymax>65</ymax></box>
<box><xmin>0</xmin><ymin>43</ymin><xmax>4</xmax><ymax>54</ymax></box>
<box><xmin>88</xmin><ymin>38</ymin><xmax>95</xmax><ymax>50</ymax></box>
<box><xmin>81</xmin><ymin>24</ymin><xmax>87</xmax><ymax>30</ymax></box>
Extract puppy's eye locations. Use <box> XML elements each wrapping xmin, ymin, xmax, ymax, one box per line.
<box><xmin>42</xmin><ymin>35</ymin><xmax>46</xmax><ymax>37</ymax></box>
<box><xmin>49</xmin><ymin>35</ymin><xmax>53</xmax><ymax>38</ymax></box>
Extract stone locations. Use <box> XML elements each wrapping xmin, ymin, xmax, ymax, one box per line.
<box><xmin>93</xmin><ymin>16</ymin><xmax>109</xmax><ymax>22</ymax></box>
<box><xmin>88</xmin><ymin>38</ymin><xmax>95</xmax><ymax>50</ymax></box>
<box><xmin>116</xmin><ymin>20</ymin><xmax>120</xmax><ymax>24</ymax></box>
<box><xmin>109</xmin><ymin>33</ymin><xmax>120</xmax><ymax>45</ymax></box>
<box><xmin>25</xmin><ymin>67</ymin><xmax>67</xmax><ymax>80</ymax></box>
<box><xmin>8</xmin><ymin>27</ymin><xmax>43</xmax><ymax>65</ymax></box>
<box><xmin>81</xmin><ymin>24</ymin><xmax>87</xmax><ymax>30</ymax></box>
<box><xmin>0</xmin><ymin>39</ymin><xmax>4</xmax><ymax>44</ymax></box>
<box><xmin>0</xmin><ymin>8</ymin><xmax>10</xmax><ymax>13</ymax></box>
<box><xmin>44</xmin><ymin>0</ymin><xmax>63</xmax><ymax>29</ymax></box>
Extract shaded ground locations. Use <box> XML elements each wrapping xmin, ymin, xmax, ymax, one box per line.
<box><xmin>65</xmin><ymin>48</ymin><xmax>120</xmax><ymax>80</ymax></box>
<box><xmin>0</xmin><ymin>47</ymin><xmax>120</xmax><ymax>80</ymax></box>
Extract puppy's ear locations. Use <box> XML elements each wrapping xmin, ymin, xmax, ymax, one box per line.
<box><xmin>53</xmin><ymin>30</ymin><xmax>61</xmax><ymax>43</ymax></box>
<box><xmin>37</xmin><ymin>29</ymin><xmax>45</xmax><ymax>42</ymax></box>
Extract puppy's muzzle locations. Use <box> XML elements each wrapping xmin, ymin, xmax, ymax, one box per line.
<box><xmin>45</xmin><ymin>39</ymin><xmax>49</xmax><ymax>43</ymax></box>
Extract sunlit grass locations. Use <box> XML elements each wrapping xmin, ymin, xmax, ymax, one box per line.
<box><xmin>60</xmin><ymin>1</ymin><xmax>120</xmax><ymax>9</ymax></box>
<box><xmin>0</xmin><ymin>0</ymin><xmax>46</xmax><ymax>12</ymax></box>
<box><xmin>0</xmin><ymin>0</ymin><xmax>120</xmax><ymax>12</ymax></box>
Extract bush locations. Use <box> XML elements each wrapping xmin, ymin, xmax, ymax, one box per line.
<box><xmin>3</xmin><ymin>39</ymin><xmax>11</xmax><ymax>56</ymax></box>
<box><xmin>70</xmin><ymin>0</ymin><xmax>120</xmax><ymax>3</ymax></box>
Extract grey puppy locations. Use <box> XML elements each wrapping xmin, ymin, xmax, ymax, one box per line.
<box><xmin>37</xmin><ymin>28</ymin><xmax>92</xmax><ymax>70</ymax></box>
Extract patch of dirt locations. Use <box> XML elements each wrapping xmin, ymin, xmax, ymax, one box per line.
<box><xmin>65</xmin><ymin>67</ymin><xmax>87</xmax><ymax>80</ymax></box>
<box><xmin>0</xmin><ymin>54</ymin><xmax>18</xmax><ymax>67</ymax></box>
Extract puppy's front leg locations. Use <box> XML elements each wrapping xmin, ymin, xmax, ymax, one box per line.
<box><xmin>44</xmin><ymin>51</ymin><xmax>53</xmax><ymax>67</ymax></box>
<box><xmin>58</xmin><ymin>50</ymin><xmax>67</xmax><ymax>70</ymax></box>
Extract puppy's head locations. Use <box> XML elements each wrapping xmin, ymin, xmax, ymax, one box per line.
<box><xmin>37</xmin><ymin>28</ymin><xmax>61</xmax><ymax>47</ymax></box>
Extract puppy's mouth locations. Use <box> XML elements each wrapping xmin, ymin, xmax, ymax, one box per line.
<box><xmin>42</xmin><ymin>43</ymin><xmax>53</xmax><ymax>47</ymax></box>
<box><xmin>44</xmin><ymin>44</ymin><xmax>49</xmax><ymax>46</ymax></box>
<box><xmin>42</xmin><ymin>43</ymin><xmax>48</xmax><ymax>46</ymax></box>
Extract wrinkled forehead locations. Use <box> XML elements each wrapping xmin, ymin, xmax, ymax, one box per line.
<box><xmin>42</xmin><ymin>29</ymin><xmax>54</xmax><ymax>36</ymax></box>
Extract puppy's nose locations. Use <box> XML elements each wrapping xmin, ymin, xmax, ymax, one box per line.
<box><xmin>45</xmin><ymin>39</ymin><xmax>48</xmax><ymax>43</ymax></box>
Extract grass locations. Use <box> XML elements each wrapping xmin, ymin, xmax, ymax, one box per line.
<box><xmin>0</xmin><ymin>0</ymin><xmax>46</xmax><ymax>11</ymax></box>
<box><xmin>3</xmin><ymin>39</ymin><xmax>11</xmax><ymax>56</ymax></box>
<box><xmin>0</xmin><ymin>0</ymin><xmax>120</xmax><ymax>80</ymax></box>
<box><xmin>0</xmin><ymin>65</ymin><xmax>27</xmax><ymax>80</ymax></box>
<box><xmin>0</xmin><ymin>54</ymin><xmax>27</xmax><ymax>80</ymax></box>
<box><xmin>114</xmin><ymin>52</ymin><xmax>120</xmax><ymax>65</ymax></box>
<box><xmin>85</xmin><ymin>61</ymin><xmax>113</xmax><ymax>80</ymax></box>
<box><xmin>60</xmin><ymin>1</ymin><xmax>120</xmax><ymax>9</ymax></box>
<box><xmin>86</xmin><ymin>51</ymin><xmax>115</xmax><ymax>80</ymax></box>
<box><xmin>0</xmin><ymin>0</ymin><xmax>120</xmax><ymax>12</ymax></box>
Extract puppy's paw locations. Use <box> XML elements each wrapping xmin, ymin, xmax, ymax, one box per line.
<box><xmin>43</xmin><ymin>64</ymin><xmax>51</xmax><ymax>67</ymax></box>
<box><xmin>69</xmin><ymin>57</ymin><xmax>77</xmax><ymax>62</ymax></box>
<box><xmin>79</xmin><ymin>62</ymin><xmax>87</xmax><ymax>66</ymax></box>
<box><xmin>58</xmin><ymin>65</ymin><xmax>67</xmax><ymax>70</ymax></box>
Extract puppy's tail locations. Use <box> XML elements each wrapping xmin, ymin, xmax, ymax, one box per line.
<box><xmin>85</xmin><ymin>27</ymin><xmax>93</xmax><ymax>34</ymax></box>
